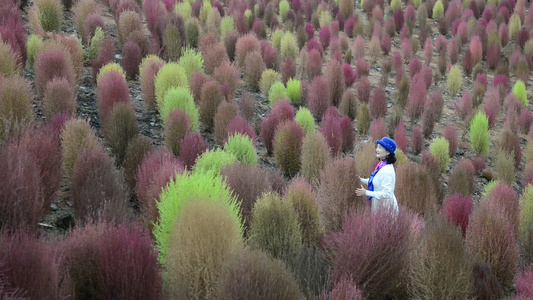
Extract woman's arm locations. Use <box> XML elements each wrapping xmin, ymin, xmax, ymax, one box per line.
<box><xmin>360</xmin><ymin>177</ymin><xmax>369</xmax><ymax>185</ymax></box>
<box><xmin>365</xmin><ymin>172</ymin><xmax>395</xmax><ymax>200</ymax></box>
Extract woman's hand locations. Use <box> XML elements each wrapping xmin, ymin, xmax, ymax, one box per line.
<box><xmin>355</xmin><ymin>185</ymin><xmax>367</xmax><ymax>197</ymax></box>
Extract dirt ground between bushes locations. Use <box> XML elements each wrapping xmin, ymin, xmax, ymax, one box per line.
<box><xmin>21</xmin><ymin>0</ymin><xmax>533</xmax><ymax>238</ymax></box>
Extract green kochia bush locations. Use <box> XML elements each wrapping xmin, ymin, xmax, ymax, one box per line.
<box><xmin>447</xmin><ymin>65</ymin><xmax>462</xmax><ymax>95</ymax></box>
<box><xmin>470</xmin><ymin>111</ymin><xmax>490</xmax><ymax>156</ymax></box>
<box><xmin>512</xmin><ymin>80</ymin><xmax>527</xmax><ymax>106</ymax></box>
<box><xmin>248</xmin><ymin>192</ymin><xmax>303</xmax><ymax>260</ymax></box>
<box><xmin>154</xmin><ymin>171</ymin><xmax>242</xmax><ymax>264</ymax></box>
<box><xmin>300</xmin><ymin>131</ymin><xmax>330</xmax><ymax>184</ymax></box>
<box><xmin>274</xmin><ymin>120</ymin><xmax>305</xmax><ymax>178</ymax></box>
<box><xmin>269</xmin><ymin>82</ymin><xmax>287</xmax><ymax>106</ymax></box>
<box><xmin>35</xmin><ymin>0</ymin><xmax>64</xmax><ymax>32</ymax></box>
<box><xmin>161</xmin><ymin>87</ymin><xmax>198</xmax><ymax>131</ymax></box>
<box><xmin>286</xmin><ymin>78</ymin><xmax>302</xmax><ymax>105</ymax></box>
<box><xmin>26</xmin><ymin>34</ymin><xmax>43</xmax><ymax>68</ymax></box>
<box><xmin>295</xmin><ymin>107</ymin><xmax>316</xmax><ymax>134</ymax></box>
<box><xmin>193</xmin><ymin>148</ymin><xmax>238</xmax><ymax>174</ymax></box>
<box><xmin>224</xmin><ymin>133</ymin><xmax>258</xmax><ymax>165</ymax></box>
<box><xmin>285</xmin><ymin>178</ymin><xmax>322</xmax><ymax>246</ymax></box>
<box><xmin>155</xmin><ymin>63</ymin><xmax>188</xmax><ymax>111</ymax></box>
<box><xmin>429</xmin><ymin>138</ymin><xmax>450</xmax><ymax>173</ymax></box>
<box><xmin>179</xmin><ymin>48</ymin><xmax>204</xmax><ymax>81</ymax></box>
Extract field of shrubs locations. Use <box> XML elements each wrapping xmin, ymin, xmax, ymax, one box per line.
<box><xmin>1</xmin><ymin>0</ymin><xmax>533</xmax><ymax>296</ymax></box>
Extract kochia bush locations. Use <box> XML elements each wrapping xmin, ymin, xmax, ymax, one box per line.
<box><xmin>61</xmin><ymin>118</ymin><xmax>100</xmax><ymax>178</ymax></box>
<box><xmin>104</xmin><ymin>102</ymin><xmax>139</xmax><ymax>165</ymax></box>
<box><xmin>96</xmin><ymin>71</ymin><xmax>131</xmax><ymax>125</ymax></box>
<box><xmin>429</xmin><ymin>138</ymin><xmax>450</xmax><ymax>173</ymax></box>
<box><xmin>154</xmin><ymin>63</ymin><xmax>188</xmax><ymax>111</ymax></box>
<box><xmin>161</xmin><ymin>87</ymin><xmax>198</xmax><ymax>131</ymax></box>
<box><xmin>470</xmin><ymin>111</ymin><xmax>490</xmax><ymax>156</ymax></box>
<box><xmin>447</xmin><ymin>65</ymin><xmax>462</xmax><ymax>95</ymax></box>
<box><xmin>224</xmin><ymin>133</ymin><xmax>258</xmax><ymax>165</ymax></box>
<box><xmin>273</xmin><ymin>120</ymin><xmax>304</xmax><ymax>178</ymax></box>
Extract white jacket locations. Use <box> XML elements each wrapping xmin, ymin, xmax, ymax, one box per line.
<box><xmin>360</xmin><ymin>164</ymin><xmax>399</xmax><ymax>212</ymax></box>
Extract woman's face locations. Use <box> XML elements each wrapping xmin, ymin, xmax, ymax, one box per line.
<box><xmin>376</xmin><ymin>144</ymin><xmax>390</xmax><ymax>161</ymax></box>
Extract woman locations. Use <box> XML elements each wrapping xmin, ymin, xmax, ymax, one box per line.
<box><xmin>356</xmin><ymin>137</ymin><xmax>399</xmax><ymax>212</ymax></box>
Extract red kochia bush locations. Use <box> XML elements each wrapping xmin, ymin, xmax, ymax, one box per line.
<box><xmin>342</xmin><ymin>64</ymin><xmax>357</xmax><ymax>88</ymax></box>
<box><xmin>443</xmin><ymin>126</ymin><xmax>458</xmax><ymax>156</ymax></box>
<box><xmin>0</xmin><ymin>141</ymin><xmax>44</xmax><ymax>232</ymax></box>
<box><xmin>281</xmin><ymin>57</ymin><xmax>296</xmax><ymax>85</ymax></box>
<box><xmin>306</xmin><ymin>49</ymin><xmax>323</xmax><ymax>79</ymax></box>
<box><xmin>43</xmin><ymin>77</ymin><xmax>77</xmax><ymax>120</ymax></box>
<box><xmin>408</xmin><ymin>73</ymin><xmax>427</xmax><ymax>120</ymax></box>
<box><xmin>324</xmin><ymin>59</ymin><xmax>345</xmax><ymax>106</ymax></box>
<box><xmin>381</xmin><ymin>33</ymin><xmax>391</xmax><ymax>55</ymax></box>
<box><xmin>140</xmin><ymin>58</ymin><xmax>164</xmax><ymax>110</ymax></box>
<box><xmin>442</xmin><ymin>193</ymin><xmax>473</xmax><ymax>236</ymax></box>
<box><xmin>323</xmin><ymin>208</ymin><xmax>411</xmax><ymax>299</ymax></box>
<box><xmin>339</xmin><ymin>116</ymin><xmax>355</xmax><ymax>153</ymax></box>
<box><xmin>272</xmin><ymin>99</ymin><xmax>295</xmax><ymax>121</ymax></box>
<box><xmin>121</xmin><ymin>41</ymin><xmax>143</xmax><ymax>78</ymax></box>
<box><xmin>319</xmin><ymin>26</ymin><xmax>331</xmax><ymax>50</ymax></box>
<box><xmin>260</xmin><ymin>111</ymin><xmax>282</xmax><ymax>155</ymax></box>
<box><xmin>0</xmin><ymin>231</ymin><xmax>59</xmax><ymax>299</ymax></box>
<box><xmin>369</xmin><ymin>86</ymin><xmax>387</xmax><ymax>119</ymax></box>
<box><xmin>308</xmin><ymin>76</ymin><xmax>331</xmax><ymax>121</ymax></box>
<box><xmin>500</xmin><ymin>130</ymin><xmax>522</xmax><ymax>169</ymax></box>
<box><xmin>393</xmin><ymin>120</ymin><xmax>408</xmax><ymax>153</ymax></box>
<box><xmin>411</xmin><ymin>126</ymin><xmax>423</xmax><ymax>155</ymax></box>
<box><xmin>466</xmin><ymin>200</ymin><xmax>519</xmax><ymax>290</ymax></box>
<box><xmin>236</xmin><ymin>34</ymin><xmax>261</xmax><ymax>67</ymax></box>
<box><xmin>355</xmin><ymin>57</ymin><xmax>370</xmax><ymax>77</ymax></box>
<box><xmin>369</xmin><ymin>118</ymin><xmax>387</xmax><ymax>142</ymax></box>
<box><xmin>454</xmin><ymin>92</ymin><xmax>473</xmax><ymax>120</ymax></box>
<box><xmin>320</xmin><ymin>108</ymin><xmax>343</xmax><ymax>156</ymax></box>
<box><xmin>70</xmin><ymin>147</ymin><xmax>129</xmax><ymax>224</ymax></box>
<box><xmin>35</xmin><ymin>47</ymin><xmax>76</xmax><ymax>97</ymax></box>
<box><xmin>97</xmin><ymin>71</ymin><xmax>131</xmax><ymax>125</ymax></box>
<box><xmin>180</xmin><ymin>132</ymin><xmax>208</xmax><ymax>169</ymax></box>
<box><xmin>60</xmin><ymin>222</ymin><xmax>162</xmax><ymax>300</ymax></box>
<box><xmin>321</xmin><ymin>276</ymin><xmax>364</xmax><ymax>299</ymax></box>
<box><xmin>486</xmin><ymin>183</ymin><xmax>519</xmax><ymax>233</ymax></box>
<box><xmin>260</xmin><ymin>41</ymin><xmax>280</xmax><ymax>70</ymax></box>
<box><xmin>357</xmin><ymin>76</ymin><xmax>371</xmax><ymax>104</ymax></box>
<box><xmin>515</xmin><ymin>266</ymin><xmax>533</xmax><ymax>299</ymax></box>
<box><xmin>165</xmin><ymin>109</ymin><xmax>191</xmax><ymax>156</ymax></box>
<box><xmin>136</xmin><ymin>148</ymin><xmax>184</xmax><ymax>231</ymax></box>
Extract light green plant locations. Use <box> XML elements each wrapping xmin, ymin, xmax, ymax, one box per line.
<box><xmin>279</xmin><ymin>0</ymin><xmax>290</xmax><ymax>21</ymax></box>
<box><xmin>155</xmin><ymin>63</ymin><xmax>188</xmax><ymax>111</ymax></box>
<box><xmin>268</xmin><ymin>82</ymin><xmax>287</xmax><ymax>106</ymax></box>
<box><xmin>280</xmin><ymin>32</ymin><xmax>299</xmax><ymax>59</ymax></box>
<box><xmin>470</xmin><ymin>111</ymin><xmax>490</xmax><ymax>156</ymax></box>
<box><xmin>447</xmin><ymin>65</ymin><xmax>462</xmax><ymax>95</ymax></box>
<box><xmin>155</xmin><ymin>171</ymin><xmax>242</xmax><ymax>264</ymax></box>
<box><xmin>295</xmin><ymin>107</ymin><xmax>316</xmax><ymax>134</ymax></box>
<box><xmin>272</xmin><ymin>29</ymin><xmax>284</xmax><ymax>50</ymax></box>
<box><xmin>357</xmin><ymin>103</ymin><xmax>370</xmax><ymax>134</ymax></box>
<box><xmin>224</xmin><ymin>133</ymin><xmax>258</xmax><ymax>165</ymax></box>
<box><xmin>318</xmin><ymin>10</ymin><xmax>332</xmax><ymax>27</ymax></box>
<box><xmin>26</xmin><ymin>34</ymin><xmax>43</xmax><ymax>68</ymax></box>
<box><xmin>482</xmin><ymin>180</ymin><xmax>499</xmax><ymax>197</ymax></box>
<box><xmin>495</xmin><ymin>150</ymin><xmax>515</xmax><ymax>185</ymax></box>
<box><xmin>174</xmin><ymin>1</ymin><xmax>192</xmax><ymax>19</ymax></box>
<box><xmin>244</xmin><ymin>9</ymin><xmax>252</xmax><ymax>19</ymax></box>
<box><xmin>161</xmin><ymin>87</ymin><xmax>199</xmax><ymax>130</ymax></box>
<box><xmin>179</xmin><ymin>48</ymin><xmax>204</xmax><ymax>81</ymax></box>
<box><xmin>395</xmin><ymin>148</ymin><xmax>409</xmax><ymax>165</ymax></box>
<box><xmin>509</xmin><ymin>14</ymin><xmax>521</xmax><ymax>40</ymax></box>
<box><xmin>96</xmin><ymin>63</ymin><xmax>126</xmax><ymax>86</ymax></box>
<box><xmin>220</xmin><ymin>16</ymin><xmax>236</xmax><ymax>40</ymax></box>
<box><xmin>391</xmin><ymin>0</ymin><xmax>401</xmax><ymax>11</ymax></box>
<box><xmin>524</xmin><ymin>39</ymin><xmax>533</xmax><ymax>57</ymax></box>
<box><xmin>433</xmin><ymin>0</ymin><xmax>444</xmax><ymax>19</ymax></box>
<box><xmin>526</xmin><ymin>140</ymin><xmax>533</xmax><ymax>163</ymax></box>
<box><xmin>429</xmin><ymin>138</ymin><xmax>450</xmax><ymax>173</ymax></box>
<box><xmin>85</xmin><ymin>26</ymin><xmax>104</xmax><ymax>61</ymax></box>
<box><xmin>186</xmin><ymin>18</ymin><xmax>201</xmax><ymax>48</ymax></box>
<box><xmin>286</xmin><ymin>78</ymin><xmax>302</xmax><ymax>105</ymax></box>
<box><xmin>520</xmin><ymin>184</ymin><xmax>533</xmax><ymax>236</ymax></box>
<box><xmin>512</xmin><ymin>80</ymin><xmax>527</xmax><ymax>106</ymax></box>
<box><xmin>200</xmin><ymin>0</ymin><xmax>212</xmax><ymax>25</ymax></box>
<box><xmin>260</xmin><ymin>69</ymin><xmax>281</xmax><ymax>97</ymax></box>
<box><xmin>36</xmin><ymin>0</ymin><xmax>64</xmax><ymax>32</ymax></box>
<box><xmin>193</xmin><ymin>148</ymin><xmax>238</xmax><ymax>174</ymax></box>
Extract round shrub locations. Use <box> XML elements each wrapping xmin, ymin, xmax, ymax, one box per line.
<box><xmin>395</xmin><ymin>163</ymin><xmax>438</xmax><ymax>216</ymax></box>
<box><xmin>432</xmin><ymin>0</ymin><xmax>444</xmax><ymax>19</ymax></box>
<box><xmin>155</xmin><ymin>63</ymin><xmax>188</xmax><ymax>111</ymax></box>
<box><xmin>308</xmin><ymin>76</ymin><xmax>331</xmax><ymax>121</ymax></box>
<box><xmin>248</xmin><ymin>192</ymin><xmax>303</xmax><ymax>260</ymax></box>
<box><xmin>193</xmin><ymin>148</ymin><xmax>237</xmax><ymax>175</ymax></box>
<box><xmin>429</xmin><ymin>138</ymin><xmax>450</xmax><ymax>173</ymax></box>
<box><xmin>34</xmin><ymin>47</ymin><xmax>76</xmax><ymax>97</ymax></box>
<box><xmin>300</xmin><ymin>131</ymin><xmax>330</xmax><ymax>184</ymax></box>
<box><xmin>0</xmin><ymin>41</ymin><xmax>22</xmax><ymax>77</ymax></box>
<box><xmin>104</xmin><ymin>103</ymin><xmax>139</xmax><ymax>165</ymax></box>
<box><xmin>96</xmin><ymin>71</ymin><xmax>131</xmax><ymax>125</ymax></box>
<box><xmin>123</xmin><ymin>135</ymin><xmax>152</xmax><ymax>192</ymax></box>
<box><xmin>161</xmin><ymin>87</ymin><xmax>198</xmax><ymax>131</ymax></box>
<box><xmin>179</xmin><ymin>48</ymin><xmax>204</xmax><ymax>81</ymax></box>
<box><xmin>224</xmin><ymin>133</ymin><xmax>257</xmax><ymax>165</ymax></box>
<box><xmin>244</xmin><ymin>51</ymin><xmax>266</xmax><ymax>91</ymax></box>
<box><xmin>470</xmin><ymin>111</ymin><xmax>490</xmax><ymax>156</ymax></box>
<box><xmin>260</xmin><ymin>69</ymin><xmax>281</xmax><ymax>97</ymax></box>
<box><xmin>225</xmin><ymin>116</ymin><xmax>256</xmax><ymax>144</ymax></box>
<box><xmin>273</xmin><ymin>120</ymin><xmax>305</xmax><ymax>178</ymax></box>
<box><xmin>213</xmin><ymin>61</ymin><xmax>240</xmax><ymax>101</ymax></box>
<box><xmin>324</xmin><ymin>59</ymin><xmax>345</xmax><ymax>106</ymax></box>
<box><xmin>26</xmin><ymin>34</ymin><xmax>43</xmax><ymax>68</ymax></box>
<box><xmin>155</xmin><ymin>171</ymin><xmax>242</xmax><ymax>264</ymax></box>
<box><xmin>295</xmin><ymin>107</ymin><xmax>316</xmax><ymax>134</ymax></box>
<box><xmin>356</xmin><ymin>103</ymin><xmax>371</xmax><ymax>135</ymax></box>
<box><xmin>447</xmin><ymin>65</ymin><xmax>462</xmax><ymax>94</ymax></box>
<box><xmin>285</xmin><ymin>178</ymin><xmax>322</xmax><ymax>246</ymax></box>
<box><xmin>512</xmin><ymin>80</ymin><xmax>527</xmax><ymax>106</ymax></box>
<box><xmin>286</xmin><ymin>78</ymin><xmax>302</xmax><ymax>105</ymax></box>
<box><xmin>165</xmin><ymin>109</ymin><xmax>191</xmax><ymax>156</ymax></box>
<box><xmin>268</xmin><ymin>82</ymin><xmax>288</xmax><ymax>106</ymax></box>
<box><xmin>35</xmin><ymin>0</ymin><xmax>64</xmax><ymax>32</ymax></box>
<box><xmin>466</xmin><ymin>200</ymin><xmax>519</xmax><ymax>290</ymax></box>
<box><xmin>73</xmin><ymin>0</ymin><xmax>101</xmax><ymax>39</ymax></box>
<box><xmin>96</xmin><ymin>62</ymin><xmax>126</xmax><ymax>85</ymax></box>
<box><xmin>323</xmin><ymin>208</ymin><xmax>411</xmax><ymax>299</ymax></box>
<box><xmin>215</xmin><ymin>249</ymin><xmax>303</xmax><ymax>300</ymax></box>
<box><xmin>0</xmin><ymin>75</ymin><xmax>34</xmax><ymax>140</ymax></box>
<box><xmin>60</xmin><ymin>118</ymin><xmax>100</xmax><ymax>178</ymax></box>
<box><xmin>442</xmin><ymin>194</ymin><xmax>473</xmax><ymax>236</ymax></box>
<box><xmin>280</xmin><ymin>31</ymin><xmax>298</xmax><ymax>59</ymax></box>
<box><xmin>447</xmin><ymin>160</ymin><xmax>476</xmax><ymax>197</ymax></box>
<box><xmin>317</xmin><ymin>157</ymin><xmax>364</xmax><ymax>233</ymax></box>
<box><xmin>165</xmin><ymin>198</ymin><xmax>244</xmax><ymax>299</ymax></box>
<box><xmin>121</xmin><ymin>41</ymin><xmax>143</xmax><ymax>78</ymax></box>
<box><xmin>213</xmin><ymin>101</ymin><xmax>237</xmax><ymax>144</ymax></box>
<box><xmin>408</xmin><ymin>216</ymin><xmax>473</xmax><ymax>299</ymax></box>
<box><xmin>199</xmin><ymin>80</ymin><xmax>223</xmax><ymax>131</ymax></box>
<box><xmin>260</xmin><ymin>112</ymin><xmax>282</xmax><ymax>154</ymax></box>
<box><xmin>235</xmin><ymin>34</ymin><xmax>260</xmax><ymax>67</ymax></box>
<box><xmin>117</xmin><ymin>11</ymin><xmax>142</xmax><ymax>47</ymax></box>
<box><xmin>70</xmin><ymin>147</ymin><xmax>128</xmax><ymax>224</ymax></box>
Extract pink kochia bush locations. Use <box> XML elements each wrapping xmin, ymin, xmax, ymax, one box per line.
<box><xmin>35</xmin><ymin>47</ymin><xmax>76</xmax><ymax>97</ymax></box>
<box><xmin>180</xmin><ymin>132</ymin><xmax>208</xmax><ymax>169</ymax></box>
<box><xmin>515</xmin><ymin>267</ymin><xmax>533</xmax><ymax>299</ymax></box>
<box><xmin>442</xmin><ymin>193</ymin><xmax>473</xmax><ymax>236</ymax></box>
<box><xmin>0</xmin><ymin>231</ymin><xmax>59</xmax><ymax>299</ymax></box>
<box><xmin>342</xmin><ymin>64</ymin><xmax>357</xmax><ymax>87</ymax></box>
<box><xmin>323</xmin><ymin>208</ymin><xmax>411</xmax><ymax>299</ymax></box>
<box><xmin>308</xmin><ymin>76</ymin><xmax>331</xmax><ymax>121</ymax></box>
<box><xmin>226</xmin><ymin>116</ymin><xmax>256</xmax><ymax>144</ymax></box>
<box><xmin>369</xmin><ymin>86</ymin><xmax>387</xmax><ymax>119</ymax></box>
<box><xmin>97</xmin><ymin>71</ymin><xmax>131</xmax><ymax>125</ymax></box>
<box><xmin>320</xmin><ymin>107</ymin><xmax>343</xmax><ymax>156</ymax></box>
<box><xmin>60</xmin><ymin>222</ymin><xmax>162</xmax><ymax>299</ymax></box>
<box><xmin>394</xmin><ymin>121</ymin><xmax>408</xmax><ymax>153</ymax></box>
<box><xmin>408</xmin><ymin>73</ymin><xmax>427</xmax><ymax>120</ymax></box>
<box><xmin>485</xmin><ymin>183</ymin><xmax>519</xmax><ymax>234</ymax></box>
